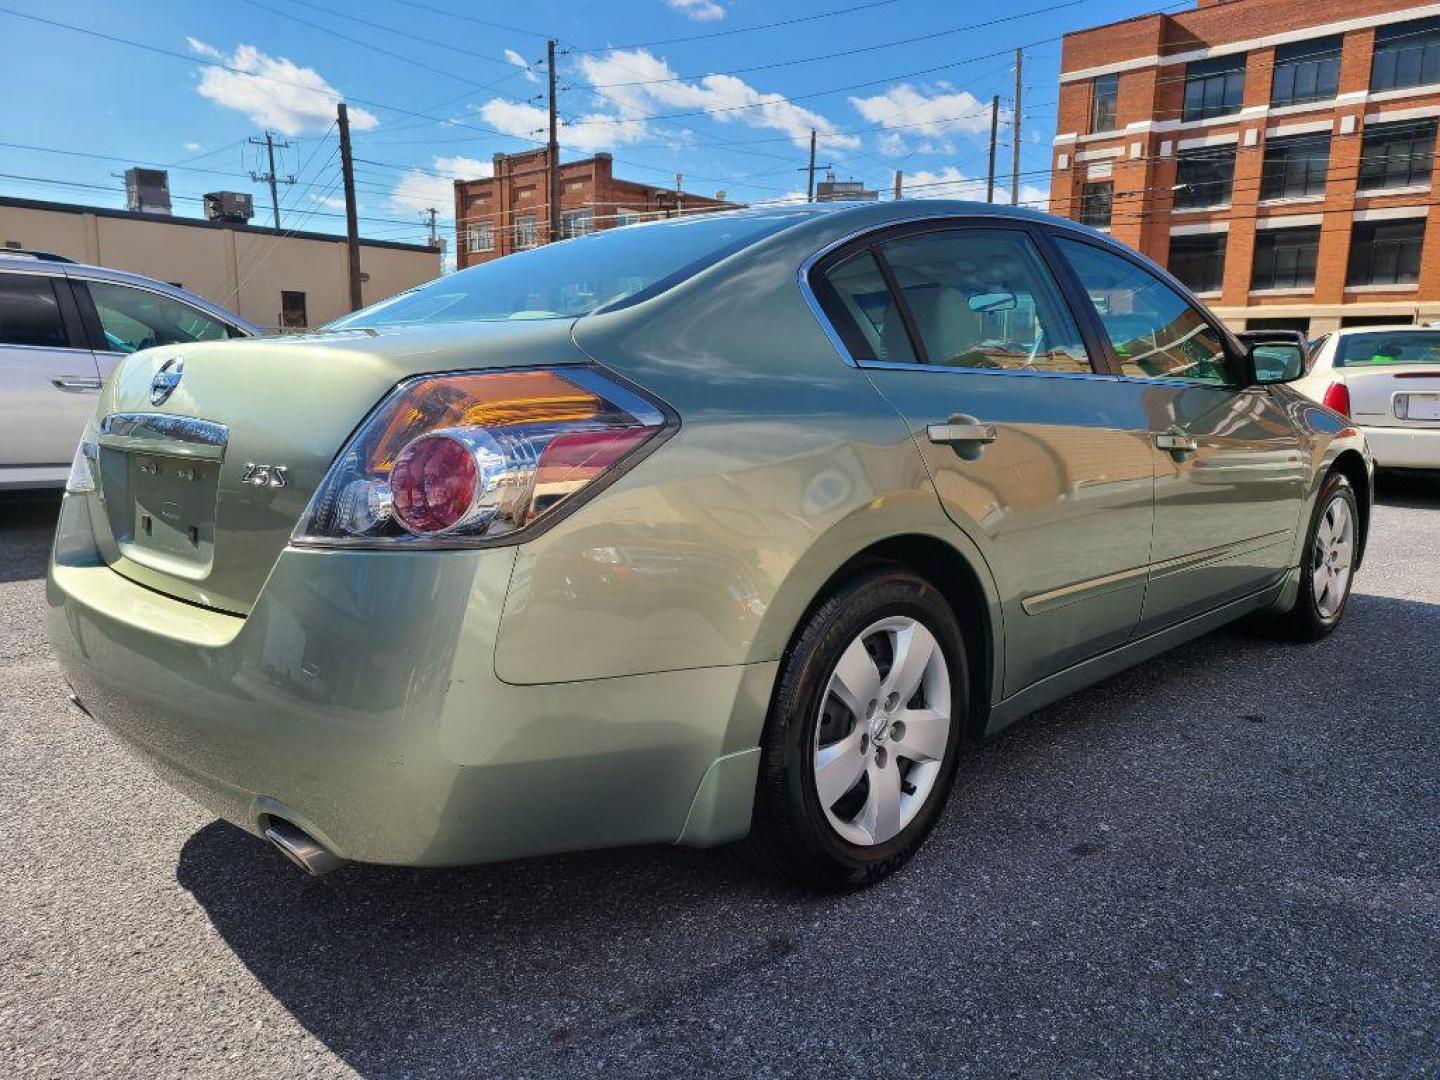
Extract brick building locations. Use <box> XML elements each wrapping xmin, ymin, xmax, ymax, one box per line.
<box><xmin>1051</xmin><ymin>0</ymin><xmax>1440</xmax><ymax>336</ymax></box>
<box><xmin>452</xmin><ymin>150</ymin><xmax>736</xmax><ymax>268</ymax></box>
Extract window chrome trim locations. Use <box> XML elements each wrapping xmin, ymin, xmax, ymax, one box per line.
<box><xmin>795</xmin><ymin>213</ymin><xmax>1123</xmax><ymax>382</ymax></box>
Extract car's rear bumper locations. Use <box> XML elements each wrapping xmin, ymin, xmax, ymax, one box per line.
<box><xmin>45</xmin><ymin>495</ymin><xmax>772</xmax><ymax>866</ymax></box>
<box><xmin>1358</xmin><ymin>424</ymin><xmax>1440</xmax><ymax>469</ymax></box>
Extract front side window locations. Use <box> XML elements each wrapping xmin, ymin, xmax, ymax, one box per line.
<box><xmin>1055</xmin><ymin>237</ymin><xmax>1235</xmax><ymax>385</ymax></box>
<box><xmin>1252</xmin><ymin>226</ymin><xmax>1321</xmax><ymax>291</ymax></box>
<box><xmin>1173</xmin><ymin>146</ymin><xmax>1236</xmax><ymax>209</ymax></box>
<box><xmin>1347</xmin><ymin>219</ymin><xmax>1425</xmax><ymax>287</ymax></box>
<box><xmin>1271</xmin><ymin>36</ymin><xmax>1342</xmax><ymax>107</ymax></box>
<box><xmin>1168</xmin><ymin>233</ymin><xmax>1228</xmax><ymax>294</ymax></box>
<box><xmin>85</xmin><ymin>281</ymin><xmax>234</xmax><ymax>353</ymax></box>
<box><xmin>1335</xmin><ymin>330</ymin><xmax>1440</xmax><ymax>366</ymax></box>
<box><xmin>0</xmin><ymin>272</ymin><xmax>69</xmax><ymax>348</ymax></box>
<box><xmin>1183</xmin><ymin>55</ymin><xmax>1247</xmax><ymax>122</ymax></box>
<box><xmin>1090</xmin><ymin>74</ymin><xmax>1119</xmax><ymax>133</ymax></box>
<box><xmin>869</xmin><ymin>228</ymin><xmax>1091</xmax><ymax>373</ymax></box>
<box><xmin>1079</xmin><ymin>182</ymin><xmax>1113</xmax><ymax>228</ymax></box>
<box><xmin>1358</xmin><ymin>119</ymin><xmax>1437</xmax><ymax>191</ymax></box>
<box><xmin>1372</xmin><ymin>16</ymin><xmax>1440</xmax><ymax>93</ymax></box>
<box><xmin>1260</xmin><ymin>134</ymin><xmax>1331</xmax><ymax>200</ymax></box>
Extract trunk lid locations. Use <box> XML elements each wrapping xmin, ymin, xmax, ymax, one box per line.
<box><xmin>1342</xmin><ymin>363</ymin><xmax>1440</xmax><ymax>429</ymax></box>
<box><xmin>86</xmin><ymin>319</ymin><xmax>586</xmax><ymax>613</ymax></box>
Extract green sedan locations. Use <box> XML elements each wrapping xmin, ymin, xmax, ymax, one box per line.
<box><xmin>45</xmin><ymin>202</ymin><xmax>1371</xmax><ymax>888</ymax></box>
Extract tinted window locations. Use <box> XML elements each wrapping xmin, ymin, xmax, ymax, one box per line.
<box><xmin>1055</xmin><ymin>237</ymin><xmax>1235</xmax><ymax>386</ymax></box>
<box><xmin>1336</xmin><ymin>331</ymin><xmax>1440</xmax><ymax>366</ymax></box>
<box><xmin>0</xmin><ymin>273</ymin><xmax>68</xmax><ymax>348</ymax></box>
<box><xmin>1252</xmin><ymin>226</ymin><xmax>1321</xmax><ymax>290</ymax></box>
<box><xmin>86</xmin><ymin>281</ymin><xmax>234</xmax><ymax>353</ymax></box>
<box><xmin>331</xmin><ymin>211</ymin><xmax>806</xmax><ymax>328</ymax></box>
<box><xmin>1259</xmin><ymin>134</ymin><xmax>1331</xmax><ymax>201</ymax></box>
<box><xmin>1358</xmin><ymin>119</ymin><xmax>1437</xmax><ymax>191</ymax></box>
<box><xmin>1173</xmin><ymin>146</ymin><xmax>1236</xmax><ymax>209</ymax></box>
<box><xmin>1346</xmin><ymin>219</ymin><xmax>1425</xmax><ymax>287</ymax></box>
<box><xmin>1091</xmin><ymin>74</ymin><xmax>1118</xmax><ymax>133</ymax></box>
<box><xmin>877</xmin><ymin>229</ymin><xmax>1090</xmax><ymax>374</ymax></box>
<box><xmin>1271</xmin><ymin>36</ymin><xmax>1342</xmax><ymax>107</ymax></box>
<box><xmin>1080</xmin><ymin>182</ymin><xmax>1113</xmax><ymax>228</ymax></box>
<box><xmin>1372</xmin><ymin>16</ymin><xmax>1440</xmax><ymax>93</ymax></box>
<box><xmin>1168</xmin><ymin>233</ymin><xmax>1227</xmax><ymax>294</ymax></box>
<box><xmin>822</xmin><ymin>252</ymin><xmax>917</xmax><ymax>364</ymax></box>
<box><xmin>1183</xmin><ymin>55</ymin><xmax>1247</xmax><ymax>122</ymax></box>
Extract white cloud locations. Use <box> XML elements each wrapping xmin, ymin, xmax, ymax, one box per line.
<box><xmin>311</xmin><ymin>194</ymin><xmax>348</xmax><ymax>211</ymax></box>
<box><xmin>504</xmin><ymin>48</ymin><xmax>539</xmax><ymax>83</ymax></box>
<box><xmin>904</xmin><ymin>166</ymin><xmax>1048</xmax><ymax>208</ymax></box>
<box><xmin>189</xmin><ymin>40</ymin><xmax>377</xmax><ymax>135</ymax></box>
<box><xmin>477</xmin><ymin>98</ymin><xmax>652</xmax><ymax>153</ymax></box>
<box><xmin>182</xmin><ymin>141</ymin><xmax>202</xmax><ymax>152</ymax></box>
<box><xmin>559</xmin><ymin>48</ymin><xmax>859</xmax><ymax>152</ymax></box>
<box><xmin>388</xmin><ymin>155</ymin><xmax>493</xmax><ymax>217</ymax></box>
<box><xmin>666</xmin><ymin>0</ymin><xmax>726</xmax><ymax>20</ymax></box>
<box><xmin>849</xmin><ymin>84</ymin><xmax>998</xmax><ymax>154</ymax></box>
<box><xmin>185</xmin><ymin>36</ymin><xmax>221</xmax><ymax>59</ymax></box>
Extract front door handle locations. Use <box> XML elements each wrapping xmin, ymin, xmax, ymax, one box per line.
<box><xmin>1155</xmin><ymin>432</ymin><xmax>1199</xmax><ymax>452</ymax></box>
<box><xmin>927</xmin><ymin>420</ymin><xmax>998</xmax><ymax>445</ymax></box>
<box><xmin>52</xmin><ymin>376</ymin><xmax>103</xmax><ymax>392</ymax></box>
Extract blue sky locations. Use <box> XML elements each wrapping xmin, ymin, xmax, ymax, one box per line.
<box><xmin>0</xmin><ymin>0</ymin><xmax>1160</xmax><ymax>251</ymax></box>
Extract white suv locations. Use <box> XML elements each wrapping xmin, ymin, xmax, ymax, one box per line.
<box><xmin>0</xmin><ymin>251</ymin><xmax>261</xmax><ymax>489</ymax></box>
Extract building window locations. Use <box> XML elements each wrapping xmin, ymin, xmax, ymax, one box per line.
<box><xmin>1270</xmin><ymin>36</ymin><xmax>1342</xmax><ymax>107</ymax></box>
<box><xmin>1252</xmin><ymin>226</ymin><xmax>1321</xmax><ymax>290</ymax></box>
<box><xmin>1247</xmin><ymin>317</ymin><xmax>1311</xmax><ymax>334</ymax></box>
<box><xmin>1183</xmin><ymin>55</ymin><xmax>1247</xmax><ymax>122</ymax></box>
<box><xmin>614</xmin><ymin>209</ymin><xmax>640</xmax><ymax>227</ymax></box>
<box><xmin>513</xmin><ymin>214</ymin><xmax>538</xmax><ymax>249</ymax></box>
<box><xmin>1259</xmin><ymin>134</ymin><xmax>1331</xmax><ymax>200</ymax></box>
<box><xmin>1090</xmin><ymin>74</ymin><xmax>1118</xmax><ymax>133</ymax></box>
<box><xmin>280</xmin><ymin>290</ymin><xmax>307</xmax><ymax>329</ymax></box>
<box><xmin>1168</xmin><ymin>233</ymin><xmax>1228</xmax><ymax>294</ymax></box>
<box><xmin>1079</xmin><ymin>182</ymin><xmax>1113</xmax><ymax>227</ymax></box>
<box><xmin>560</xmin><ymin>208</ymin><xmax>593</xmax><ymax>238</ymax></box>
<box><xmin>1371</xmin><ymin>16</ymin><xmax>1440</xmax><ymax>93</ymax></box>
<box><xmin>465</xmin><ymin>222</ymin><xmax>494</xmax><ymax>252</ymax></box>
<box><xmin>1341</xmin><ymin>314</ymin><xmax>1414</xmax><ymax>328</ymax></box>
<box><xmin>1173</xmin><ymin>146</ymin><xmax>1236</xmax><ymax>208</ymax></box>
<box><xmin>1359</xmin><ymin>119</ymin><xmax>1437</xmax><ymax>191</ymax></box>
<box><xmin>1347</xmin><ymin>219</ymin><xmax>1425</xmax><ymax>287</ymax></box>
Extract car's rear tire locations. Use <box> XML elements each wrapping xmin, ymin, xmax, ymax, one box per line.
<box><xmin>1258</xmin><ymin>471</ymin><xmax>1359</xmax><ymax>642</ymax></box>
<box><xmin>741</xmin><ymin>566</ymin><xmax>968</xmax><ymax>889</ymax></box>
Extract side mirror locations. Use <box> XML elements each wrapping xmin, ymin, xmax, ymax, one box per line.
<box><xmin>968</xmin><ymin>291</ymin><xmax>1017</xmax><ymax>314</ymax></box>
<box><xmin>1249</xmin><ymin>341</ymin><xmax>1306</xmax><ymax>384</ymax></box>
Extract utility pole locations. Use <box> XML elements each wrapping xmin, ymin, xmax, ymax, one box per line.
<box><xmin>337</xmin><ymin>103</ymin><xmax>363</xmax><ymax>312</ymax></box>
<box><xmin>893</xmin><ymin>170</ymin><xmax>903</xmax><ymax>201</ymax></box>
<box><xmin>248</xmin><ymin>131</ymin><xmax>295</xmax><ymax>230</ymax></box>
<box><xmin>987</xmin><ymin>94</ymin><xmax>1000</xmax><ymax>203</ymax></box>
<box><xmin>807</xmin><ymin>130</ymin><xmax>817</xmax><ymax>201</ymax></box>
<box><xmin>547</xmin><ymin>39</ymin><xmax>561</xmax><ymax>244</ymax></box>
<box><xmin>423</xmin><ymin>207</ymin><xmax>439</xmax><ymax>247</ymax></box>
<box><xmin>674</xmin><ymin>173</ymin><xmax>683</xmax><ymax>218</ymax></box>
<box><xmin>1011</xmin><ymin>49</ymin><xmax>1023</xmax><ymax>207</ymax></box>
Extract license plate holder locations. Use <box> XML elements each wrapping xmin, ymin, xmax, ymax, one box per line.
<box><xmin>115</xmin><ymin>452</ymin><xmax>220</xmax><ymax>574</ymax></box>
<box><xmin>1406</xmin><ymin>393</ymin><xmax>1440</xmax><ymax>421</ymax></box>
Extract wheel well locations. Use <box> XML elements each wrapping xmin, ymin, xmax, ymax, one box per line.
<box><xmin>797</xmin><ymin>534</ymin><xmax>994</xmax><ymax>742</ymax></box>
<box><xmin>1328</xmin><ymin>450</ymin><xmax>1371</xmax><ymax>568</ymax></box>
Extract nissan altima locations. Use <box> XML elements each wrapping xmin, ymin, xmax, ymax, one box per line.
<box><xmin>46</xmin><ymin>202</ymin><xmax>1372</xmax><ymax>888</ymax></box>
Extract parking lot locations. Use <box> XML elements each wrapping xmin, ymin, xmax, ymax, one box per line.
<box><xmin>2</xmin><ymin>481</ymin><xmax>1437</xmax><ymax>1078</ymax></box>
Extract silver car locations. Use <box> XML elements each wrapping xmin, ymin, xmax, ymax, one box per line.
<box><xmin>0</xmin><ymin>251</ymin><xmax>260</xmax><ymax>489</ymax></box>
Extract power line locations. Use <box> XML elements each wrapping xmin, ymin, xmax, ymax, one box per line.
<box><xmin>571</xmin><ymin>0</ymin><xmax>906</xmax><ymax>53</ymax></box>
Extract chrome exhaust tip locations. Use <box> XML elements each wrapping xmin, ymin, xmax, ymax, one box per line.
<box><xmin>264</xmin><ymin>819</ymin><xmax>345</xmax><ymax>876</ymax></box>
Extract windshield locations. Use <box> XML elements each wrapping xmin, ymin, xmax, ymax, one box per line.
<box><xmin>329</xmin><ymin>210</ymin><xmax>808</xmax><ymax>329</ymax></box>
<box><xmin>1336</xmin><ymin>331</ymin><xmax>1440</xmax><ymax>367</ymax></box>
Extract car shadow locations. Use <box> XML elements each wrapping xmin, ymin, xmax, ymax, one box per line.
<box><xmin>1374</xmin><ymin>469</ymin><xmax>1440</xmax><ymax>509</ymax></box>
<box><xmin>175</xmin><ymin>587</ymin><xmax>1440</xmax><ymax>1077</ymax></box>
<box><xmin>0</xmin><ymin>493</ymin><xmax>61</xmax><ymax>583</ymax></box>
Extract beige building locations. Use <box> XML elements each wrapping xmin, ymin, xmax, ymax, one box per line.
<box><xmin>0</xmin><ymin>195</ymin><xmax>442</xmax><ymax>330</ymax></box>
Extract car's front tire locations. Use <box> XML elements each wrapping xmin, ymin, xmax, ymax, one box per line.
<box><xmin>1260</xmin><ymin>471</ymin><xmax>1360</xmax><ymax>642</ymax></box>
<box><xmin>742</xmin><ymin>567</ymin><xmax>968</xmax><ymax>889</ymax></box>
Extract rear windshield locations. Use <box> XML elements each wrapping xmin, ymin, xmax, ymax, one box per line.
<box><xmin>1336</xmin><ymin>331</ymin><xmax>1440</xmax><ymax>366</ymax></box>
<box><xmin>329</xmin><ymin>211</ymin><xmax>807</xmax><ymax>329</ymax></box>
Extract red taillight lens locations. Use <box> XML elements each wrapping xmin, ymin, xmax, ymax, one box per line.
<box><xmin>293</xmin><ymin>366</ymin><xmax>673</xmax><ymax>548</ymax></box>
<box><xmin>1322</xmin><ymin>382</ymin><xmax>1351</xmax><ymax>418</ymax></box>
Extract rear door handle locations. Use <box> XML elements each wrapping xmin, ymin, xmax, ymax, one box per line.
<box><xmin>927</xmin><ymin>421</ymin><xmax>998</xmax><ymax>445</ymax></box>
<box><xmin>1155</xmin><ymin>432</ymin><xmax>1199</xmax><ymax>452</ymax></box>
<box><xmin>52</xmin><ymin>376</ymin><xmax>103</xmax><ymax>392</ymax></box>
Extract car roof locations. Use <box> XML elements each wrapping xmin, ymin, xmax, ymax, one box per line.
<box><xmin>1331</xmin><ymin>324</ymin><xmax>1433</xmax><ymax>336</ymax></box>
<box><xmin>0</xmin><ymin>252</ymin><xmax>263</xmax><ymax>334</ymax></box>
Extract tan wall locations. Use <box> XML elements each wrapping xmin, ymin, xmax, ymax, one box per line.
<box><xmin>0</xmin><ymin>203</ymin><xmax>441</xmax><ymax>329</ymax></box>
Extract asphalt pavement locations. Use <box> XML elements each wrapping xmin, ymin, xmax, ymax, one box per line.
<box><xmin>2</xmin><ymin>479</ymin><xmax>1437</xmax><ymax>1078</ymax></box>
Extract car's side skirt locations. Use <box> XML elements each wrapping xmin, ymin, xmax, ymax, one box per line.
<box><xmin>984</xmin><ymin>578</ymin><xmax>1288</xmax><ymax>739</ymax></box>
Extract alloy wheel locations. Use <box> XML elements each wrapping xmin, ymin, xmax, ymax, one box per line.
<box><xmin>1312</xmin><ymin>494</ymin><xmax>1355</xmax><ymax>620</ymax></box>
<box><xmin>812</xmin><ymin>615</ymin><xmax>951</xmax><ymax>847</ymax></box>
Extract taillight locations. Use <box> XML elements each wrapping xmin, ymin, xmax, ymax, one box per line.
<box><xmin>293</xmin><ymin>366</ymin><xmax>674</xmax><ymax>548</ymax></box>
<box><xmin>1322</xmin><ymin>382</ymin><xmax>1350</xmax><ymax>418</ymax></box>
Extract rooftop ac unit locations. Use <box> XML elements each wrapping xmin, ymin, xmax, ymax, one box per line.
<box><xmin>203</xmin><ymin>191</ymin><xmax>255</xmax><ymax>224</ymax></box>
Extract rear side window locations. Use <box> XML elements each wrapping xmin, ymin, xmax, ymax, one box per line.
<box><xmin>0</xmin><ymin>272</ymin><xmax>69</xmax><ymax>348</ymax></box>
<box><xmin>1054</xmin><ymin>237</ymin><xmax>1236</xmax><ymax>387</ymax></box>
<box><xmin>876</xmin><ymin>229</ymin><xmax>1091</xmax><ymax>373</ymax></box>
<box><xmin>85</xmin><ymin>281</ymin><xmax>234</xmax><ymax>353</ymax></box>
<box><xmin>822</xmin><ymin>252</ymin><xmax>917</xmax><ymax>364</ymax></box>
